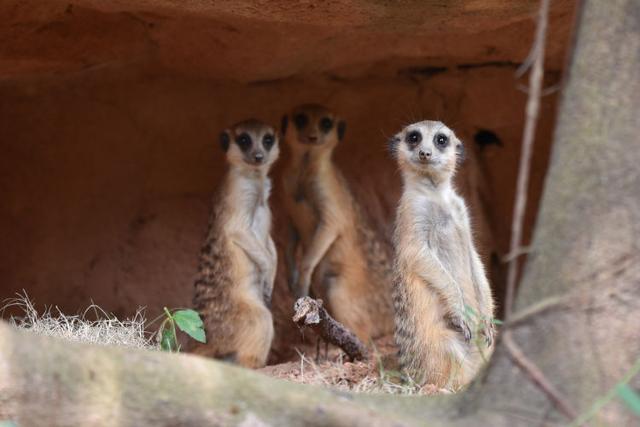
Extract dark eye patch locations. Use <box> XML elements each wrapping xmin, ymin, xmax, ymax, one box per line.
<box><xmin>263</xmin><ymin>133</ymin><xmax>275</xmax><ymax>150</ymax></box>
<box><xmin>293</xmin><ymin>113</ymin><xmax>308</xmax><ymax>130</ymax></box>
<box><xmin>405</xmin><ymin>130</ymin><xmax>422</xmax><ymax>149</ymax></box>
<box><xmin>235</xmin><ymin>133</ymin><xmax>252</xmax><ymax>152</ymax></box>
<box><xmin>319</xmin><ymin>117</ymin><xmax>333</xmax><ymax>133</ymax></box>
<box><xmin>434</xmin><ymin>133</ymin><xmax>449</xmax><ymax>151</ymax></box>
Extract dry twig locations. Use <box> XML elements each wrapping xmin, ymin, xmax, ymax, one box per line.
<box><xmin>504</xmin><ymin>0</ymin><xmax>551</xmax><ymax>319</ymax></box>
<box><xmin>293</xmin><ymin>297</ymin><xmax>367</xmax><ymax>361</ymax></box>
<box><xmin>503</xmin><ymin>331</ymin><xmax>578</xmax><ymax>420</ymax></box>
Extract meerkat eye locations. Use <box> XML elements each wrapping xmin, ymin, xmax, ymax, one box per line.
<box><xmin>263</xmin><ymin>134</ymin><xmax>275</xmax><ymax>150</ymax></box>
<box><xmin>319</xmin><ymin>117</ymin><xmax>334</xmax><ymax>133</ymax></box>
<box><xmin>406</xmin><ymin>130</ymin><xmax>422</xmax><ymax>146</ymax></box>
<box><xmin>236</xmin><ymin>133</ymin><xmax>252</xmax><ymax>151</ymax></box>
<box><xmin>434</xmin><ymin>133</ymin><xmax>449</xmax><ymax>148</ymax></box>
<box><xmin>293</xmin><ymin>113</ymin><xmax>308</xmax><ymax>130</ymax></box>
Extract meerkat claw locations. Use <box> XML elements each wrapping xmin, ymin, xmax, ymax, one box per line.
<box><xmin>448</xmin><ymin>315</ymin><xmax>472</xmax><ymax>342</ymax></box>
<box><xmin>481</xmin><ymin>320</ymin><xmax>495</xmax><ymax>346</ymax></box>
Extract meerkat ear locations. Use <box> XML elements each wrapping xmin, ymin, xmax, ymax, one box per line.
<box><xmin>387</xmin><ymin>136</ymin><xmax>400</xmax><ymax>158</ymax></box>
<box><xmin>337</xmin><ymin>120</ymin><xmax>346</xmax><ymax>141</ymax></box>
<box><xmin>456</xmin><ymin>142</ymin><xmax>465</xmax><ymax>164</ymax></box>
<box><xmin>220</xmin><ymin>131</ymin><xmax>231</xmax><ymax>152</ymax></box>
<box><xmin>281</xmin><ymin>115</ymin><xmax>288</xmax><ymax>136</ymax></box>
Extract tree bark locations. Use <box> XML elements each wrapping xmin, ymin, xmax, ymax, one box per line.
<box><xmin>473</xmin><ymin>0</ymin><xmax>640</xmax><ymax>425</ymax></box>
<box><xmin>1</xmin><ymin>1</ymin><xmax>639</xmax><ymax>426</ymax></box>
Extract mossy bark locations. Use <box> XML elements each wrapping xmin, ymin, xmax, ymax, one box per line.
<box><xmin>1</xmin><ymin>1</ymin><xmax>639</xmax><ymax>426</ymax></box>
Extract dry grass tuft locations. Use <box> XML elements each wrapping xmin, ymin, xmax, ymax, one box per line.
<box><xmin>1</xmin><ymin>291</ymin><xmax>157</xmax><ymax>350</ymax></box>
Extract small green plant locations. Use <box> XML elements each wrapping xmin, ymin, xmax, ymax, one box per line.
<box><xmin>157</xmin><ymin>307</ymin><xmax>206</xmax><ymax>352</ymax></box>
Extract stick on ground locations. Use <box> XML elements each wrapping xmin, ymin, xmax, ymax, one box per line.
<box><xmin>292</xmin><ymin>297</ymin><xmax>367</xmax><ymax>361</ymax></box>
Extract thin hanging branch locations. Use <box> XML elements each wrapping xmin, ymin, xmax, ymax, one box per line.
<box><xmin>502</xmin><ymin>0</ymin><xmax>582</xmax><ymax>422</ymax></box>
<box><xmin>503</xmin><ymin>331</ymin><xmax>579</xmax><ymax>420</ymax></box>
<box><xmin>504</xmin><ymin>0</ymin><xmax>551</xmax><ymax>320</ymax></box>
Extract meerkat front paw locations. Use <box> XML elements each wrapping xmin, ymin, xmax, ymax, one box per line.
<box><xmin>448</xmin><ymin>313</ymin><xmax>472</xmax><ymax>342</ymax></box>
<box><xmin>480</xmin><ymin>319</ymin><xmax>496</xmax><ymax>346</ymax></box>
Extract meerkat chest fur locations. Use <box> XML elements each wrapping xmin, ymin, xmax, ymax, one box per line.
<box><xmin>230</xmin><ymin>172</ymin><xmax>272</xmax><ymax>248</ymax></box>
<box><xmin>305</xmin><ymin>162</ymin><xmax>346</xmax><ymax>220</ymax></box>
<box><xmin>401</xmin><ymin>180</ymin><xmax>473</xmax><ymax>287</ymax></box>
<box><xmin>290</xmin><ymin>154</ymin><xmax>349</xmax><ymax>241</ymax></box>
<box><xmin>221</xmin><ymin>170</ymin><xmax>274</xmax><ymax>303</ymax></box>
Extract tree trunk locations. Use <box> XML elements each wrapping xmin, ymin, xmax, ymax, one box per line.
<box><xmin>1</xmin><ymin>1</ymin><xmax>639</xmax><ymax>426</ymax></box>
<box><xmin>472</xmin><ymin>0</ymin><xmax>640</xmax><ymax>424</ymax></box>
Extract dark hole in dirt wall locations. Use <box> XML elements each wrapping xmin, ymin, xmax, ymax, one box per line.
<box><xmin>0</xmin><ymin>0</ymin><xmax>576</xmax><ymax>363</ymax></box>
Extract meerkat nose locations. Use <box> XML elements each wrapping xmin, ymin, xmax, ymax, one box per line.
<box><xmin>254</xmin><ymin>152</ymin><xmax>264</xmax><ymax>163</ymax></box>
<box><xmin>418</xmin><ymin>150</ymin><xmax>431</xmax><ymax>160</ymax></box>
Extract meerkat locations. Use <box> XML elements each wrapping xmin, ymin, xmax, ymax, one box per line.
<box><xmin>388</xmin><ymin>120</ymin><xmax>495</xmax><ymax>389</ymax></box>
<box><xmin>281</xmin><ymin>104</ymin><xmax>394</xmax><ymax>342</ymax></box>
<box><xmin>191</xmin><ymin>119</ymin><xmax>279</xmax><ymax>369</ymax></box>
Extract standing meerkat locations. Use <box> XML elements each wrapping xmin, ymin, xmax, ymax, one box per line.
<box><xmin>192</xmin><ymin>119</ymin><xmax>279</xmax><ymax>368</ymax></box>
<box><xmin>282</xmin><ymin>104</ymin><xmax>394</xmax><ymax>342</ymax></box>
<box><xmin>389</xmin><ymin>120</ymin><xmax>495</xmax><ymax>389</ymax></box>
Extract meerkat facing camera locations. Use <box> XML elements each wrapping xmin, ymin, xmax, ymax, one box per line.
<box><xmin>192</xmin><ymin>119</ymin><xmax>279</xmax><ymax>368</ymax></box>
<box><xmin>282</xmin><ymin>104</ymin><xmax>394</xmax><ymax>342</ymax></box>
<box><xmin>389</xmin><ymin>120</ymin><xmax>495</xmax><ymax>389</ymax></box>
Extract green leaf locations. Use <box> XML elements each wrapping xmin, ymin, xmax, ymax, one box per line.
<box><xmin>186</xmin><ymin>327</ymin><xmax>206</xmax><ymax>343</ymax></box>
<box><xmin>160</xmin><ymin>323</ymin><xmax>178</xmax><ymax>352</ymax></box>
<box><xmin>491</xmin><ymin>318</ymin><xmax>504</xmax><ymax>325</ymax></box>
<box><xmin>173</xmin><ymin>309</ymin><xmax>206</xmax><ymax>343</ymax></box>
<box><xmin>173</xmin><ymin>309</ymin><xmax>203</xmax><ymax>327</ymax></box>
<box><xmin>616</xmin><ymin>384</ymin><xmax>640</xmax><ymax>417</ymax></box>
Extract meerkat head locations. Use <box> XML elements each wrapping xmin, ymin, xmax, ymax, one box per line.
<box><xmin>388</xmin><ymin>121</ymin><xmax>464</xmax><ymax>183</ymax></box>
<box><xmin>220</xmin><ymin>119</ymin><xmax>280</xmax><ymax>173</ymax></box>
<box><xmin>281</xmin><ymin>104</ymin><xmax>346</xmax><ymax>153</ymax></box>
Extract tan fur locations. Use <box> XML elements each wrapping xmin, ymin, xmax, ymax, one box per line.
<box><xmin>389</xmin><ymin>120</ymin><xmax>495</xmax><ymax>389</ymax></box>
<box><xmin>282</xmin><ymin>104</ymin><xmax>394</xmax><ymax>342</ymax></box>
<box><xmin>192</xmin><ymin>119</ymin><xmax>279</xmax><ymax>368</ymax></box>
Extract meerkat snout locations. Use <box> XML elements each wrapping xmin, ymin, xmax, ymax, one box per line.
<box><xmin>418</xmin><ymin>148</ymin><xmax>432</xmax><ymax>161</ymax></box>
<box><xmin>221</xmin><ymin>119</ymin><xmax>279</xmax><ymax>170</ymax></box>
<box><xmin>282</xmin><ymin>104</ymin><xmax>346</xmax><ymax>148</ymax></box>
<box><xmin>389</xmin><ymin>121</ymin><xmax>462</xmax><ymax>180</ymax></box>
<box><xmin>253</xmin><ymin>151</ymin><xmax>264</xmax><ymax>164</ymax></box>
